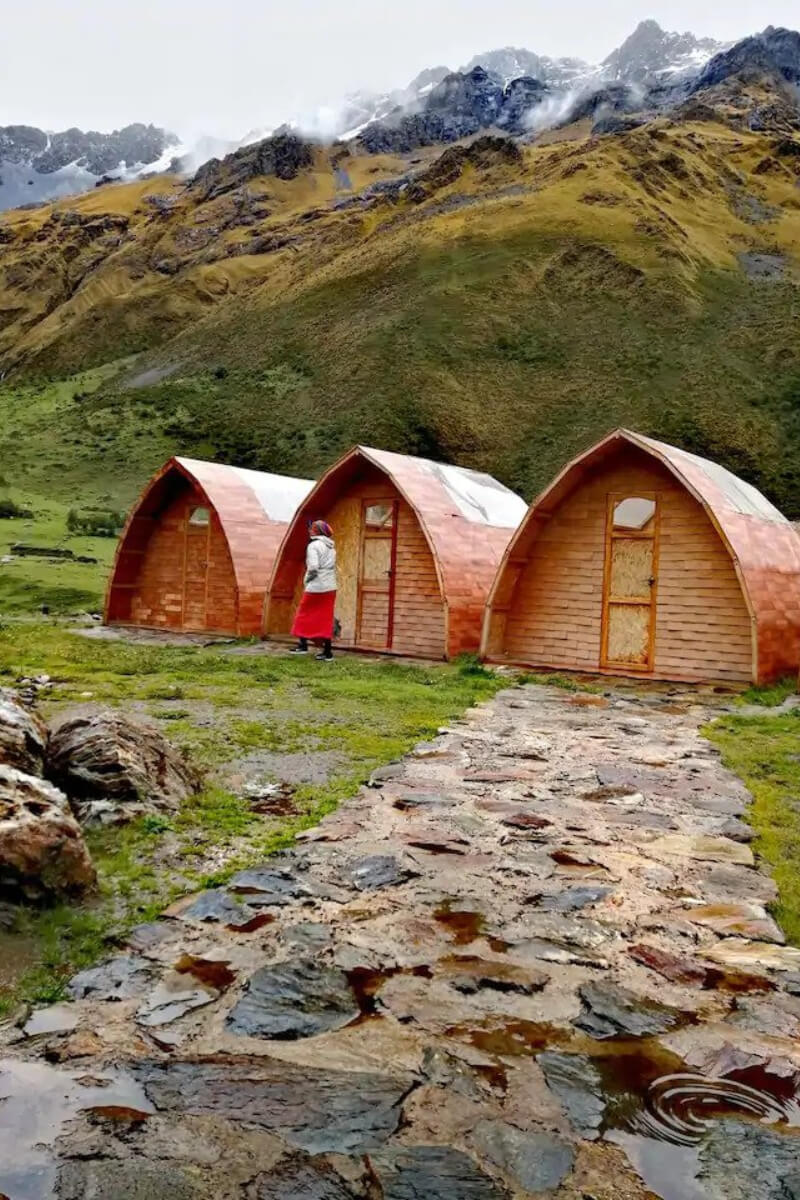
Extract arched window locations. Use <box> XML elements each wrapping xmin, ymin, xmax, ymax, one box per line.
<box><xmin>188</xmin><ymin>506</ymin><xmax>210</xmax><ymax>527</ymax></box>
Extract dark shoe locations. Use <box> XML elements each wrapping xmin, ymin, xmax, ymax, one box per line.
<box><xmin>289</xmin><ymin>647</ymin><xmax>308</xmax><ymax>654</ymax></box>
<box><xmin>315</xmin><ymin>653</ymin><xmax>334</xmax><ymax>662</ymax></box>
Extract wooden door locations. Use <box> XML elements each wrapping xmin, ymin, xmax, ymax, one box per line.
<box><xmin>600</xmin><ymin>494</ymin><xmax>659</xmax><ymax>672</ymax></box>
<box><xmin>356</xmin><ymin>500</ymin><xmax>398</xmax><ymax>649</ymax></box>
<box><xmin>182</xmin><ymin>505</ymin><xmax>211</xmax><ymax>630</ymax></box>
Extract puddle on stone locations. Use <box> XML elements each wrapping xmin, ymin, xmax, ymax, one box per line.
<box><xmin>0</xmin><ymin>1058</ymin><xmax>153</xmax><ymax>1200</ymax></box>
<box><xmin>433</xmin><ymin>902</ymin><xmax>486</xmax><ymax>946</ymax></box>
<box><xmin>445</xmin><ymin>1019</ymin><xmax>568</xmax><ymax>1058</ymax></box>
<box><xmin>174</xmin><ymin>953</ymin><xmax>236</xmax><ymax>990</ymax></box>
<box><xmin>539</xmin><ymin>1040</ymin><xmax>800</xmax><ymax>1200</ymax></box>
<box><xmin>346</xmin><ymin>964</ymin><xmax>432</xmax><ymax>1024</ymax></box>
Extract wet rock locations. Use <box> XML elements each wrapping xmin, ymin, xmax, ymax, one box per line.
<box><xmin>21</xmin><ymin>1003</ymin><xmax>78</xmax><ymax>1038</ymax></box>
<box><xmin>136</xmin><ymin>972</ymin><xmax>220</xmax><ymax>1027</ymax></box>
<box><xmin>538</xmin><ymin>1052</ymin><xmax>605</xmax><ymax>1139</ymax></box>
<box><xmin>281</xmin><ymin>922</ymin><xmax>333</xmax><ymax>953</ymax></box>
<box><xmin>252</xmin><ymin>1153</ymin><xmax>362</xmax><ymax>1198</ymax></box>
<box><xmin>685</xmin><ymin>902</ymin><xmax>784</xmax><ymax>943</ymax></box>
<box><xmin>125</xmin><ymin>921</ymin><xmax>175</xmax><ymax>954</ymax></box>
<box><xmin>704</xmin><ymin>939</ymin><xmax>800</xmax><ymax>973</ymax></box>
<box><xmin>0</xmin><ymin>766</ymin><xmax>96</xmax><ymax>900</ymax></box>
<box><xmin>348</xmin><ymin>854</ymin><xmax>415</xmax><ymax>890</ymax></box>
<box><xmin>227</xmin><ymin>959</ymin><xmax>359</xmax><ymax>1038</ymax></box>
<box><xmin>0</xmin><ymin>690</ymin><xmax>47</xmax><ymax>774</ymax></box>
<box><xmin>715</xmin><ymin>817</ymin><xmax>755</xmax><ymax>843</ymax></box>
<box><xmin>228</xmin><ymin>865</ymin><xmax>313</xmax><ymax>904</ymax></box>
<box><xmin>174</xmin><ymin>952</ymin><xmax>235</xmax><ymax>990</ymax></box>
<box><xmin>698</xmin><ymin>1119</ymin><xmax>800</xmax><ymax>1199</ymax></box>
<box><xmin>727</xmin><ymin>993</ymin><xmax>800</xmax><ymax>1038</ymax></box>
<box><xmin>68</xmin><ymin>954</ymin><xmax>154</xmax><ymax>1001</ymax></box>
<box><xmin>393</xmin><ymin>793</ymin><xmax>457</xmax><ymax>811</ymax></box>
<box><xmin>170</xmin><ymin>888</ymin><xmax>271</xmax><ymax>931</ymax></box>
<box><xmin>501</xmin><ymin>812</ymin><xmax>552</xmax><ymax>831</ymax></box>
<box><xmin>691</xmin><ymin>794</ymin><xmax>747</xmax><ymax>817</ymax></box>
<box><xmin>134</xmin><ymin>1059</ymin><xmax>413</xmax><ymax>1153</ymax></box>
<box><xmin>471</xmin><ymin>1120</ymin><xmax>575</xmax><ymax>1192</ymax></box>
<box><xmin>46</xmin><ymin>711</ymin><xmax>200</xmax><ymax>822</ymax></box>
<box><xmin>370</xmin><ymin>1145</ymin><xmax>510</xmax><ymax>1199</ymax></box>
<box><xmin>649</xmin><ymin>835</ymin><xmax>754</xmax><ymax>867</ymax></box>
<box><xmin>439</xmin><ymin>955</ymin><xmax>549</xmax><ymax>996</ymax></box>
<box><xmin>404</xmin><ymin>833</ymin><xmax>469</xmax><ymax>856</ymax></box>
<box><xmin>539</xmin><ymin>886</ymin><xmax>613</xmax><ymax>913</ymax></box>
<box><xmin>573</xmin><ymin>981</ymin><xmax>684</xmax><ymax>1039</ymax></box>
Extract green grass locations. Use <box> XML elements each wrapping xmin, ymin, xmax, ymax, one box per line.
<box><xmin>707</xmin><ymin>710</ymin><xmax>800</xmax><ymax>945</ymax></box>
<box><xmin>0</xmin><ymin>621</ymin><xmax>505</xmax><ymax>1015</ymax></box>
<box><xmin>738</xmin><ymin>677</ymin><xmax>799</xmax><ymax>708</ymax></box>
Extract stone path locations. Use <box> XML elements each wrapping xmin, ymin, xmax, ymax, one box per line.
<box><xmin>2</xmin><ymin>682</ymin><xmax>800</xmax><ymax>1200</ymax></box>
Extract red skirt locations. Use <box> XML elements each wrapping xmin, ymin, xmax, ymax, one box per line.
<box><xmin>291</xmin><ymin>590</ymin><xmax>336</xmax><ymax>640</ymax></box>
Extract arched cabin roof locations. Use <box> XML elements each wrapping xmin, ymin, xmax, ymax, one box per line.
<box><xmin>484</xmin><ymin>429</ymin><xmax>800</xmax><ymax>682</ymax></box>
<box><xmin>106</xmin><ymin>456</ymin><xmax>314</xmax><ymax>634</ymax></box>
<box><xmin>267</xmin><ymin>445</ymin><xmax>527</xmax><ymax>658</ymax></box>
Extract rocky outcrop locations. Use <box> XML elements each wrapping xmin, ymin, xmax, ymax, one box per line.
<box><xmin>0</xmin><ymin>765</ymin><xmax>95</xmax><ymax>900</ymax></box>
<box><xmin>190</xmin><ymin>133</ymin><xmax>314</xmax><ymax>201</ymax></box>
<box><xmin>0</xmin><ymin>690</ymin><xmax>47</xmax><ymax>775</ymax></box>
<box><xmin>46</xmin><ymin>711</ymin><xmax>201</xmax><ymax>824</ymax></box>
<box><xmin>357</xmin><ymin>68</ymin><xmax>548</xmax><ymax>154</ymax></box>
<box><xmin>692</xmin><ymin>27</ymin><xmax>800</xmax><ymax>91</ymax></box>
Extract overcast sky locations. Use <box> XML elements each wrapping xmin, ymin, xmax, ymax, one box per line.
<box><xmin>3</xmin><ymin>1</ymin><xmax>797</xmax><ymax>138</ymax></box>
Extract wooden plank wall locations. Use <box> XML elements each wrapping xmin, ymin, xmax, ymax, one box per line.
<box><xmin>123</xmin><ymin>485</ymin><xmax>238</xmax><ymax>633</ymax></box>
<box><xmin>272</xmin><ymin>467</ymin><xmax>446</xmax><ymax>658</ymax></box>
<box><xmin>497</xmin><ymin>451</ymin><xmax>753</xmax><ymax>682</ymax></box>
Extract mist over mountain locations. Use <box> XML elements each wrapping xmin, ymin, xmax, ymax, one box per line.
<box><xmin>0</xmin><ymin>19</ymin><xmax>792</xmax><ymax>214</ymax></box>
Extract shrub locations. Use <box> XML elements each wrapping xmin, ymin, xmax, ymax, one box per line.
<box><xmin>0</xmin><ymin>498</ymin><xmax>34</xmax><ymax>519</ymax></box>
<box><xmin>67</xmin><ymin>507</ymin><xmax>125</xmax><ymax>537</ymax></box>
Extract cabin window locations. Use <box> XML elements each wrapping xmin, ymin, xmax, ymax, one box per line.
<box><xmin>188</xmin><ymin>506</ymin><xmax>210</xmax><ymax>527</ymax></box>
<box><xmin>364</xmin><ymin>503</ymin><xmax>394</xmax><ymax>530</ymax></box>
<box><xmin>612</xmin><ymin>497</ymin><xmax>656</xmax><ymax>532</ymax></box>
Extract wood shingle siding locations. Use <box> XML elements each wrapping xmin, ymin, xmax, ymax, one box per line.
<box><xmin>105</xmin><ymin>457</ymin><xmax>313</xmax><ymax>637</ymax></box>
<box><xmin>483</xmin><ymin>431</ymin><xmax>800</xmax><ymax>685</ymax></box>
<box><xmin>265</xmin><ymin>446</ymin><xmax>526</xmax><ymax>660</ymax></box>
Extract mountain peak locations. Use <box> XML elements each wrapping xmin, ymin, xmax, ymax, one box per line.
<box><xmin>603</xmin><ymin>18</ymin><xmax>722</xmax><ymax>82</ymax></box>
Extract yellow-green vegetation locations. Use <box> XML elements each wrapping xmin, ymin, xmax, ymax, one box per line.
<box><xmin>1</xmin><ymin>113</ymin><xmax>800</xmax><ymax>546</ymax></box>
<box><xmin>707</xmin><ymin>710</ymin><xmax>800</xmax><ymax>945</ymax></box>
<box><xmin>0</xmin><ymin>622</ymin><xmax>505</xmax><ymax>1014</ymax></box>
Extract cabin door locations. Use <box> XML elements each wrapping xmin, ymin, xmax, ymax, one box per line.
<box><xmin>356</xmin><ymin>500</ymin><xmax>398</xmax><ymax>650</ymax></box>
<box><xmin>182</xmin><ymin>505</ymin><xmax>211</xmax><ymax>630</ymax></box>
<box><xmin>600</xmin><ymin>494</ymin><xmax>659</xmax><ymax>672</ymax></box>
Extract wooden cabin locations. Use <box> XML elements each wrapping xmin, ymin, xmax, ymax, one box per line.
<box><xmin>105</xmin><ymin>457</ymin><xmax>313</xmax><ymax>636</ymax></box>
<box><xmin>482</xmin><ymin>430</ymin><xmax>800</xmax><ymax>684</ymax></box>
<box><xmin>264</xmin><ymin>446</ymin><xmax>527</xmax><ymax>659</ymax></box>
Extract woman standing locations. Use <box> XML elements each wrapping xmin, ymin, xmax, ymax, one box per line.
<box><xmin>290</xmin><ymin>520</ymin><xmax>337</xmax><ymax>661</ymax></box>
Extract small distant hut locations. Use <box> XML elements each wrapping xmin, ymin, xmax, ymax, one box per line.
<box><xmin>264</xmin><ymin>446</ymin><xmax>527</xmax><ymax>659</ymax></box>
<box><xmin>482</xmin><ymin>429</ymin><xmax>800</xmax><ymax>684</ymax></box>
<box><xmin>105</xmin><ymin>457</ymin><xmax>313</xmax><ymax>636</ymax></box>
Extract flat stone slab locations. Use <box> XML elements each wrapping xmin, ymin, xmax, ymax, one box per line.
<box><xmin>134</xmin><ymin>1059</ymin><xmax>413</xmax><ymax>1154</ymax></box>
<box><xmin>437</xmin><ymin>954</ymin><xmax>549</xmax><ymax>996</ymax></box>
<box><xmin>21</xmin><ymin>1004</ymin><xmax>79</xmax><ymax>1038</ymax></box>
<box><xmin>226</xmin><ymin>959</ymin><xmax>359</xmax><ymax>1038</ymax></box>
<box><xmin>684</xmin><ymin>902</ymin><xmax>784</xmax><ymax>944</ymax></box>
<box><xmin>573</xmin><ymin>981</ymin><xmax>685</xmax><ymax>1039</ymax></box>
<box><xmin>703</xmin><ymin>940</ymin><xmax>800</xmax><ymax>973</ymax></box>
<box><xmin>169</xmin><ymin>889</ymin><xmax>272</xmax><ymax>932</ymax></box>
<box><xmin>648</xmin><ymin>835</ymin><xmax>754</xmax><ymax>866</ymax></box>
<box><xmin>227</xmin><ymin>865</ymin><xmax>313</xmax><ymax>903</ymax></box>
<box><xmin>67</xmin><ymin>955</ymin><xmax>154</xmax><ymax>1001</ymax></box>
<box><xmin>252</xmin><ymin>1154</ymin><xmax>362</xmax><ymax>1198</ymax></box>
<box><xmin>472</xmin><ymin>1120</ymin><xmax>575</xmax><ymax>1193</ymax></box>
<box><xmin>370</xmin><ymin>1145</ymin><xmax>510</xmax><ymax>1199</ymax></box>
<box><xmin>136</xmin><ymin>974</ymin><xmax>219</xmax><ymax>1027</ymax></box>
<box><xmin>538</xmin><ymin>886</ymin><xmax>613</xmax><ymax>913</ymax></box>
<box><xmin>348</xmin><ymin>854</ymin><xmax>415</xmax><ymax>890</ymax></box>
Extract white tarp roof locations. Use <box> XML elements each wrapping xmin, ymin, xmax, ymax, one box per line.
<box><xmin>423</xmin><ymin>459</ymin><xmax>527</xmax><ymax>528</ymax></box>
<box><xmin>230</xmin><ymin>466</ymin><xmax>315</xmax><ymax>523</ymax></box>
<box><xmin>637</xmin><ymin>434</ymin><xmax>789</xmax><ymax>526</ymax></box>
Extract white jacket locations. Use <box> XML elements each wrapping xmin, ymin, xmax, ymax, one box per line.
<box><xmin>304</xmin><ymin>536</ymin><xmax>337</xmax><ymax>593</ymax></box>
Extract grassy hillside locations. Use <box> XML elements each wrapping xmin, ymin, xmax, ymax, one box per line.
<box><xmin>2</xmin><ymin>97</ymin><xmax>800</xmax><ymax>612</ymax></box>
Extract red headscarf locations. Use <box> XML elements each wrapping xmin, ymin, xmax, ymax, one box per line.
<box><xmin>309</xmin><ymin>520</ymin><xmax>333</xmax><ymax>538</ymax></box>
